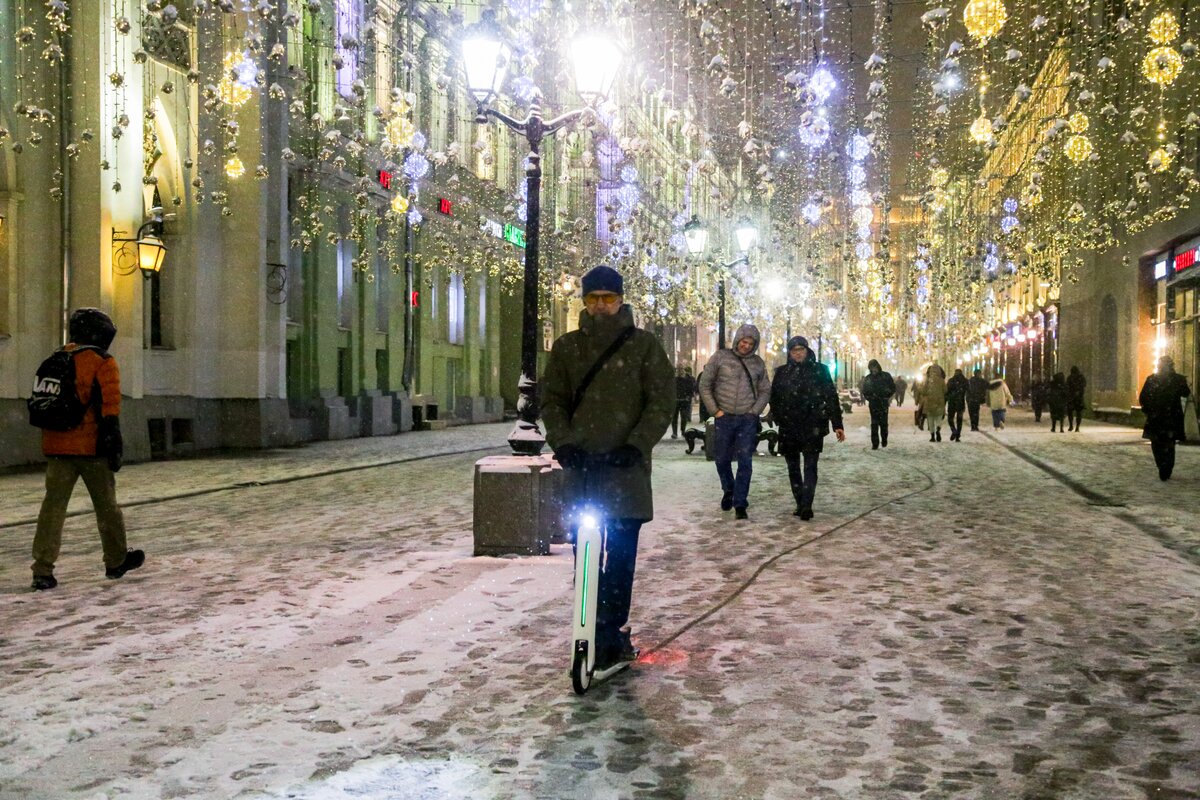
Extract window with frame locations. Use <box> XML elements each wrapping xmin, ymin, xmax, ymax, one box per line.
<box><xmin>334</xmin><ymin>0</ymin><xmax>360</xmax><ymax>98</ymax></box>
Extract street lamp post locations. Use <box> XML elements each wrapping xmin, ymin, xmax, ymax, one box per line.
<box><xmin>462</xmin><ymin>16</ymin><xmax>619</xmax><ymax>455</ymax></box>
<box><xmin>683</xmin><ymin>216</ymin><xmax>754</xmax><ymax>350</ymax></box>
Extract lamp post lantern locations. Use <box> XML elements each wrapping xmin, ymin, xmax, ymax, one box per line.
<box><xmin>683</xmin><ymin>216</ymin><xmax>753</xmax><ymax>350</ymax></box>
<box><xmin>462</xmin><ymin>14</ymin><xmax>620</xmax><ymax>455</ymax></box>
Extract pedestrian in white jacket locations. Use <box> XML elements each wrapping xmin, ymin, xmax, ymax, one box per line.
<box><xmin>987</xmin><ymin>376</ymin><xmax>1014</xmax><ymax>430</ymax></box>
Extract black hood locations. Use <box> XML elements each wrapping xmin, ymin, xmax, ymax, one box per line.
<box><xmin>988</xmin><ymin>379</ymin><xmax>1005</xmax><ymax>390</ymax></box>
<box><xmin>69</xmin><ymin>307</ymin><xmax>117</xmax><ymax>350</ymax></box>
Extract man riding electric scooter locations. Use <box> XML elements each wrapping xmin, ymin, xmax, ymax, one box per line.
<box><xmin>542</xmin><ymin>266</ymin><xmax>675</xmax><ymax>687</ymax></box>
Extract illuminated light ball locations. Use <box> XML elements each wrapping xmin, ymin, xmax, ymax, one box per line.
<box><xmin>1064</xmin><ymin>134</ymin><xmax>1093</xmax><ymax>162</ymax></box>
<box><xmin>852</xmin><ymin>206</ymin><xmax>874</xmax><ymax>227</ymax></box>
<box><xmin>847</xmin><ymin>133</ymin><xmax>872</xmax><ymax>161</ymax></box>
<box><xmin>930</xmin><ymin>167</ymin><xmax>949</xmax><ymax>188</ymax></box>
<box><xmin>218</xmin><ymin>52</ymin><xmax>255</xmax><ymax>108</ymax></box>
<box><xmin>658</xmin><ymin>306</ymin><xmax>669</xmax><ymax>317</ymax></box>
<box><xmin>384</xmin><ymin>115</ymin><xmax>415</xmax><ymax>149</ymax></box>
<box><xmin>851</xmin><ymin>188</ymin><xmax>872</xmax><ymax>208</ymax></box>
<box><xmin>801</xmin><ymin>202</ymin><xmax>822</xmax><ymax>225</ymax></box>
<box><xmin>963</xmin><ymin>0</ymin><xmax>1008</xmax><ymax>43</ymax></box>
<box><xmin>855</xmin><ymin>242</ymin><xmax>874</xmax><ymax>260</ymax></box>
<box><xmin>1149</xmin><ymin>11</ymin><xmax>1179</xmax><ymax>45</ymax></box>
<box><xmin>970</xmin><ymin>115</ymin><xmax>994</xmax><ymax>145</ymax></box>
<box><xmin>1142</xmin><ymin>46</ymin><xmax>1184</xmax><ymax>85</ymax></box>
<box><xmin>224</xmin><ymin>155</ymin><xmax>245</xmax><ymax>179</ymax></box>
<box><xmin>1000</xmin><ymin>215</ymin><xmax>1019</xmax><ymax>234</ymax></box>
<box><xmin>848</xmin><ymin>164</ymin><xmax>867</xmax><ymax>186</ymax></box>
<box><xmin>642</xmin><ymin>262</ymin><xmax>659</xmax><ymax>278</ymax></box>
<box><xmin>620</xmin><ymin>165</ymin><xmax>639</xmax><ymax>183</ymax></box>
<box><xmin>856</xmin><ymin>224</ymin><xmax>873</xmax><ymax>240</ymax></box>
<box><xmin>1068</xmin><ymin>111</ymin><xmax>1089</xmax><ymax>133</ymax></box>
<box><xmin>390</xmin><ymin>194</ymin><xmax>409</xmax><ymax>215</ymax></box>
<box><xmin>1148</xmin><ymin>147</ymin><xmax>1173</xmax><ymax>172</ymax></box>
<box><xmin>808</xmin><ymin>67</ymin><xmax>837</xmax><ymax>104</ymax></box>
<box><xmin>799</xmin><ymin>117</ymin><xmax>831</xmax><ymax>148</ymax></box>
<box><xmin>1003</xmin><ymin>197</ymin><xmax>1018</xmax><ymax>214</ymax></box>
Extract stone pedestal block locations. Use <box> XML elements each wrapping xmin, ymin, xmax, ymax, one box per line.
<box><xmin>392</xmin><ymin>393</ymin><xmax>414</xmax><ymax>433</ymax></box>
<box><xmin>472</xmin><ymin>455</ymin><xmax>564</xmax><ymax>556</ymax></box>
<box><xmin>359</xmin><ymin>390</ymin><xmax>398</xmax><ymax>437</ymax></box>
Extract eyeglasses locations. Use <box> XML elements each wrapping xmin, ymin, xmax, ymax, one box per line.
<box><xmin>583</xmin><ymin>293</ymin><xmax>621</xmax><ymax>307</ymax></box>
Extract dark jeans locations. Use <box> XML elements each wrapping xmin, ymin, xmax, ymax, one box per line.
<box><xmin>968</xmin><ymin>402</ymin><xmax>982</xmax><ymax>430</ymax></box>
<box><xmin>868</xmin><ymin>402</ymin><xmax>889</xmax><ymax>447</ymax></box>
<box><xmin>991</xmin><ymin>408</ymin><xmax>1006</xmax><ymax>428</ymax></box>
<box><xmin>948</xmin><ymin>406</ymin><xmax>965</xmax><ymax>438</ymax></box>
<box><xmin>1068</xmin><ymin>404</ymin><xmax>1084</xmax><ymax>430</ymax></box>
<box><xmin>595</xmin><ymin>518</ymin><xmax>641</xmax><ymax>660</ymax></box>
<box><xmin>671</xmin><ymin>400</ymin><xmax>692</xmax><ymax>437</ymax></box>
<box><xmin>784</xmin><ymin>451</ymin><xmax>820</xmax><ymax>511</ymax></box>
<box><xmin>1150</xmin><ymin>436</ymin><xmax>1176</xmax><ymax>479</ymax></box>
<box><xmin>713</xmin><ymin>413</ymin><xmax>758</xmax><ymax>508</ymax></box>
<box><xmin>1032</xmin><ymin>401</ymin><xmax>1044</xmax><ymax>422</ymax></box>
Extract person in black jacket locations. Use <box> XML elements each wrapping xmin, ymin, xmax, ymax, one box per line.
<box><xmin>1030</xmin><ymin>376</ymin><xmax>1048</xmax><ymax>423</ymax></box>
<box><xmin>966</xmin><ymin>368</ymin><xmax>988</xmax><ymax>432</ymax></box>
<box><xmin>1047</xmin><ymin>372</ymin><xmax>1068</xmax><ymax>432</ymax></box>
<box><xmin>1066</xmin><ymin>366</ymin><xmax>1087</xmax><ymax>431</ymax></box>
<box><xmin>1139</xmin><ymin>356</ymin><xmax>1192</xmax><ymax>480</ymax></box>
<box><xmin>671</xmin><ymin>366</ymin><xmax>697</xmax><ymax>439</ymax></box>
<box><xmin>945</xmin><ymin>368</ymin><xmax>969</xmax><ymax>441</ymax></box>
<box><xmin>769</xmin><ymin>336</ymin><xmax>845</xmax><ymax>520</ymax></box>
<box><xmin>861</xmin><ymin>359</ymin><xmax>896</xmax><ymax>450</ymax></box>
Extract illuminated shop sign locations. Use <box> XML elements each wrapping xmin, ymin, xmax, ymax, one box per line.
<box><xmin>479</xmin><ymin>216</ymin><xmax>525</xmax><ymax>248</ymax></box>
<box><xmin>503</xmin><ymin>223</ymin><xmax>526</xmax><ymax>248</ymax></box>
<box><xmin>438</xmin><ymin>198</ymin><xmax>452</xmax><ymax>215</ymax></box>
<box><xmin>1173</xmin><ymin>235</ymin><xmax>1200</xmax><ymax>273</ymax></box>
<box><xmin>377</xmin><ymin>170</ymin><xmax>393</xmax><ymax>190</ymax></box>
<box><xmin>1154</xmin><ymin>258</ymin><xmax>1169</xmax><ymax>280</ymax></box>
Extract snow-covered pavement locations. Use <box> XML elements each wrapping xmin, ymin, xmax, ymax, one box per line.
<box><xmin>1</xmin><ymin>410</ymin><xmax>1197</xmax><ymax>799</ymax></box>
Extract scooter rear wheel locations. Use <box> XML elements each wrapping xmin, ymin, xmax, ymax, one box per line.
<box><xmin>571</xmin><ymin>649</ymin><xmax>591</xmax><ymax>695</ymax></box>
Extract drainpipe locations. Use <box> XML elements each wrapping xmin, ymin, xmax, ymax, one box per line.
<box><xmin>57</xmin><ymin>6</ymin><xmax>71</xmax><ymax>344</ymax></box>
<box><xmin>400</xmin><ymin>0</ymin><xmax>415</xmax><ymax>392</ymax></box>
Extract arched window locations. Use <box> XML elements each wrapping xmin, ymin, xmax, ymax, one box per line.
<box><xmin>1098</xmin><ymin>294</ymin><xmax>1118</xmax><ymax>390</ymax></box>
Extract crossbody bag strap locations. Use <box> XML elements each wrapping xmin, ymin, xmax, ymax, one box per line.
<box><xmin>568</xmin><ymin>326</ymin><xmax>637</xmax><ymax>422</ymax></box>
<box><xmin>737</xmin><ymin>357</ymin><xmax>759</xmax><ymax>401</ymax></box>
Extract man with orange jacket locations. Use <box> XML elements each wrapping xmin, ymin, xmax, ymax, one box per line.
<box><xmin>30</xmin><ymin>308</ymin><xmax>144</xmax><ymax>591</ymax></box>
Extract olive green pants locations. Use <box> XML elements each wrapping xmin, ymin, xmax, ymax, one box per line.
<box><xmin>32</xmin><ymin>457</ymin><xmax>127</xmax><ymax>576</ymax></box>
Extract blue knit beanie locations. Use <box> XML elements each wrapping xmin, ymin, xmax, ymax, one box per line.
<box><xmin>581</xmin><ymin>265</ymin><xmax>623</xmax><ymax>296</ymax></box>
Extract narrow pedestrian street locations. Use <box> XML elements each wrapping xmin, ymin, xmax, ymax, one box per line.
<box><xmin>1</xmin><ymin>411</ymin><xmax>1198</xmax><ymax>800</ymax></box>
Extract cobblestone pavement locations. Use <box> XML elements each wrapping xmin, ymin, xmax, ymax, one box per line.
<box><xmin>0</xmin><ymin>410</ymin><xmax>1197</xmax><ymax>800</ymax></box>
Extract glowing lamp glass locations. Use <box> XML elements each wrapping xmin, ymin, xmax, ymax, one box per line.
<box><xmin>572</xmin><ymin>36</ymin><xmax>621</xmax><ymax>103</ymax></box>
<box><xmin>462</xmin><ymin>33</ymin><xmax>510</xmax><ymax>103</ymax></box>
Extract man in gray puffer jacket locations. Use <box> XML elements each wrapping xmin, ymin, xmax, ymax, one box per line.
<box><xmin>699</xmin><ymin>324</ymin><xmax>772</xmax><ymax>519</ymax></box>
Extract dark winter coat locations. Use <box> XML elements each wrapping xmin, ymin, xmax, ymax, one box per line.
<box><xmin>967</xmin><ymin>374</ymin><xmax>989</xmax><ymax>404</ymax></box>
<box><xmin>1067</xmin><ymin>368</ymin><xmax>1087</xmax><ymax>409</ymax></box>
<box><xmin>542</xmin><ymin>304</ymin><xmax>675</xmax><ymax>520</ymax></box>
<box><xmin>1047</xmin><ymin>374</ymin><xmax>1069</xmax><ymax>417</ymax></box>
<box><xmin>1030</xmin><ymin>380</ymin><xmax>1048</xmax><ymax>406</ymax></box>
<box><xmin>893</xmin><ymin>376</ymin><xmax>907</xmax><ymax>403</ymax></box>
<box><xmin>699</xmin><ymin>324</ymin><xmax>772</xmax><ymax>417</ymax></box>
<box><xmin>768</xmin><ymin>352</ymin><xmax>844</xmax><ymax>455</ymax></box>
<box><xmin>945</xmin><ymin>372</ymin><xmax>969</xmax><ymax>412</ymax></box>
<box><xmin>1139</xmin><ymin>370</ymin><xmax>1192</xmax><ymax>442</ymax></box>
<box><xmin>675</xmin><ymin>374</ymin><xmax>697</xmax><ymax>402</ymax></box>
<box><xmin>861</xmin><ymin>364</ymin><xmax>896</xmax><ymax>409</ymax></box>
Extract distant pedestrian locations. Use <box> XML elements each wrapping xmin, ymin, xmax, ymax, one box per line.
<box><xmin>988</xmin><ymin>373</ymin><xmax>1014</xmax><ymax>429</ymax></box>
<box><xmin>861</xmin><ymin>359</ymin><xmax>896</xmax><ymax>450</ymax></box>
<box><xmin>542</xmin><ymin>265</ymin><xmax>675</xmax><ymax>670</ymax></box>
<box><xmin>699</xmin><ymin>324</ymin><xmax>771</xmax><ymax>520</ymax></box>
<box><xmin>945</xmin><ymin>368</ymin><xmax>969</xmax><ymax>441</ymax></box>
<box><xmin>912</xmin><ymin>379</ymin><xmax>926</xmax><ymax>430</ymax></box>
<box><xmin>28</xmin><ymin>308</ymin><xmax>143</xmax><ymax>591</ymax></box>
<box><xmin>1030</xmin><ymin>377</ymin><xmax>1048</xmax><ymax>423</ymax></box>
<box><xmin>921</xmin><ymin>364</ymin><xmax>947</xmax><ymax>442</ymax></box>
<box><xmin>893</xmin><ymin>375</ymin><xmax>908</xmax><ymax>407</ymax></box>
<box><xmin>671</xmin><ymin>366</ymin><xmax>697</xmax><ymax>439</ymax></box>
<box><xmin>967</xmin><ymin>368</ymin><xmax>989</xmax><ymax>432</ymax></box>
<box><xmin>1138</xmin><ymin>356</ymin><xmax>1192</xmax><ymax>481</ymax></box>
<box><xmin>1066</xmin><ymin>366</ymin><xmax>1087</xmax><ymax>431</ymax></box>
<box><xmin>769</xmin><ymin>336</ymin><xmax>845</xmax><ymax>520</ymax></box>
<box><xmin>1047</xmin><ymin>372</ymin><xmax>1068</xmax><ymax>432</ymax></box>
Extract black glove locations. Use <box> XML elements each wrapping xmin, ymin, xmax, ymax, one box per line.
<box><xmin>553</xmin><ymin>444</ymin><xmax>587</xmax><ymax>470</ymax></box>
<box><xmin>98</xmin><ymin>415</ymin><xmax>123</xmax><ymax>473</ymax></box>
<box><xmin>607</xmin><ymin>444</ymin><xmax>643</xmax><ymax>469</ymax></box>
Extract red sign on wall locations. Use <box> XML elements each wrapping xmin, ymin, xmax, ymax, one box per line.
<box><xmin>410</xmin><ymin>290</ymin><xmax>419</xmax><ymax>308</ymax></box>
<box><xmin>438</xmin><ymin>197</ymin><xmax>453</xmax><ymax>215</ymax></box>
<box><xmin>378</xmin><ymin>170</ymin><xmax>393</xmax><ymax>190</ymax></box>
<box><xmin>1175</xmin><ymin>247</ymin><xmax>1197</xmax><ymax>273</ymax></box>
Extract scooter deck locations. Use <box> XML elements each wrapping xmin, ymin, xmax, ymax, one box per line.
<box><xmin>591</xmin><ymin>656</ymin><xmax>636</xmax><ymax>683</ymax></box>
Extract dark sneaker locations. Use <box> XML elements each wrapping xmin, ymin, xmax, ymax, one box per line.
<box><xmin>105</xmin><ymin>549</ymin><xmax>145</xmax><ymax>580</ymax></box>
<box><xmin>31</xmin><ymin>575</ymin><xmax>57</xmax><ymax>591</ymax></box>
<box><xmin>720</xmin><ymin>491</ymin><xmax>734</xmax><ymax>511</ymax></box>
<box><xmin>799</xmin><ymin>508</ymin><xmax>814</xmax><ymax>521</ymax></box>
<box><xmin>734</xmin><ymin>507</ymin><xmax>748</xmax><ymax>520</ymax></box>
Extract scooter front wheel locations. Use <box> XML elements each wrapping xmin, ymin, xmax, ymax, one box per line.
<box><xmin>571</xmin><ymin>647</ymin><xmax>591</xmax><ymax>695</ymax></box>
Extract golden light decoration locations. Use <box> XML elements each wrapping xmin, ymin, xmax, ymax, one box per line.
<box><xmin>1148</xmin><ymin>147</ymin><xmax>1172</xmax><ymax>172</ymax></box>
<box><xmin>1068</xmin><ymin>111</ymin><xmax>1089</xmax><ymax>133</ymax></box>
<box><xmin>1142</xmin><ymin>46</ymin><xmax>1184</xmax><ymax>86</ymax></box>
<box><xmin>1149</xmin><ymin>11</ymin><xmax>1179</xmax><ymax>45</ymax></box>
<box><xmin>390</xmin><ymin>194</ymin><xmax>409</xmax><ymax>215</ymax></box>
<box><xmin>970</xmin><ymin>115</ymin><xmax>994</xmax><ymax>144</ymax></box>
<box><xmin>1064</xmin><ymin>134</ymin><xmax>1093</xmax><ymax>162</ymax></box>
<box><xmin>930</xmin><ymin>167</ymin><xmax>949</xmax><ymax>188</ymax></box>
<box><xmin>218</xmin><ymin>52</ymin><xmax>253</xmax><ymax>108</ymax></box>
<box><xmin>963</xmin><ymin>0</ymin><xmax>1008</xmax><ymax>43</ymax></box>
<box><xmin>224</xmin><ymin>155</ymin><xmax>245</xmax><ymax>179</ymax></box>
<box><xmin>384</xmin><ymin>114</ymin><xmax>415</xmax><ymax>150</ymax></box>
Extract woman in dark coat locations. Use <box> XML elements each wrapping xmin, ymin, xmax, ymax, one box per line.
<box><xmin>1047</xmin><ymin>372</ymin><xmax>1068</xmax><ymax>432</ymax></box>
<box><xmin>769</xmin><ymin>336</ymin><xmax>845</xmax><ymax>520</ymax></box>
<box><xmin>1139</xmin><ymin>356</ymin><xmax>1192</xmax><ymax>480</ymax></box>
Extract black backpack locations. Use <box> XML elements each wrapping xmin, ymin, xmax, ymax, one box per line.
<box><xmin>27</xmin><ymin>346</ymin><xmax>107</xmax><ymax>431</ymax></box>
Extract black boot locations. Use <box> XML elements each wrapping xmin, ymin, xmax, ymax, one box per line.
<box><xmin>31</xmin><ymin>574</ymin><xmax>57</xmax><ymax>591</ymax></box>
<box><xmin>105</xmin><ymin>549</ymin><xmax>145</xmax><ymax>580</ymax></box>
<box><xmin>720</xmin><ymin>491</ymin><xmax>733</xmax><ymax>511</ymax></box>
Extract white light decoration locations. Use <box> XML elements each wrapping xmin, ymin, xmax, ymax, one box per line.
<box><xmin>462</xmin><ymin>26</ymin><xmax>511</xmax><ymax>104</ymax></box>
<box><xmin>682</xmin><ymin>216</ymin><xmax>708</xmax><ymax>256</ymax></box>
<box><xmin>571</xmin><ymin>35</ymin><xmax>621</xmax><ymax>103</ymax></box>
<box><xmin>847</xmin><ymin>134</ymin><xmax>871</xmax><ymax>161</ymax></box>
<box><xmin>735</xmin><ymin>221</ymin><xmax>758</xmax><ymax>253</ymax></box>
<box><xmin>801</xmin><ymin>202</ymin><xmax>822</xmax><ymax>225</ymax></box>
<box><xmin>808</xmin><ymin>67</ymin><xmax>836</xmax><ymax>104</ymax></box>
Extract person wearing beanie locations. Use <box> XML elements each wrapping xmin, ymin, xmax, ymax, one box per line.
<box><xmin>541</xmin><ymin>266</ymin><xmax>675</xmax><ymax>670</ymax></box>
<box><xmin>29</xmin><ymin>308</ymin><xmax>144</xmax><ymax>591</ymax></box>
<box><xmin>769</xmin><ymin>336</ymin><xmax>845</xmax><ymax>520</ymax></box>
<box><xmin>698</xmin><ymin>323</ymin><xmax>772</xmax><ymax>520</ymax></box>
<box><xmin>860</xmin><ymin>358</ymin><xmax>896</xmax><ymax>449</ymax></box>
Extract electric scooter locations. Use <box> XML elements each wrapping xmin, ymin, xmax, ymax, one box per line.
<box><xmin>568</xmin><ymin>457</ymin><xmax>638</xmax><ymax>695</ymax></box>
